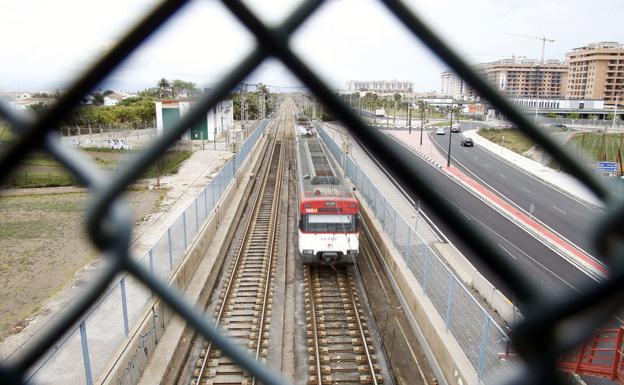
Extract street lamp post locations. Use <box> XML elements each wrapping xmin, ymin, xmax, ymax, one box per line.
<box><xmin>408</xmin><ymin>100</ymin><xmax>412</xmax><ymax>134</ymax></box>
<box><xmin>447</xmin><ymin>102</ymin><xmax>454</xmax><ymax>167</ymax></box>
<box><xmin>420</xmin><ymin>101</ymin><xmax>425</xmax><ymax>146</ymax></box>
<box><xmin>611</xmin><ymin>94</ymin><xmax>619</xmax><ymax>134</ymax></box>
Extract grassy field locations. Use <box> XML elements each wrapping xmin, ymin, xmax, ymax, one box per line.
<box><xmin>570</xmin><ymin>132</ymin><xmax>624</xmax><ymax>163</ymax></box>
<box><xmin>0</xmin><ymin>190</ymin><xmax>164</xmax><ymax>341</ymax></box>
<box><xmin>478</xmin><ymin>128</ymin><xmax>536</xmax><ymax>154</ymax></box>
<box><xmin>2</xmin><ymin>149</ymin><xmax>191</xmax><ymax>188</ymax></box>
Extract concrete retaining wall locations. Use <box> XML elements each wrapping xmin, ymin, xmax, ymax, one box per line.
<box><xmin>96</xmin><ymin>132</ymin><xmax>269</xmax><ymax>385</ymax></box>
<box><xmin>357</xmin><ymin>196</ymin><xmax>478</xmax><ymax>385</ymax></box>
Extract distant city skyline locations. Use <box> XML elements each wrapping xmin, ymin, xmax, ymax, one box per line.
<box><xmin>1</xmin><ymin>0</ymin><xmax>623</xmax><ymax>93</ymax></box>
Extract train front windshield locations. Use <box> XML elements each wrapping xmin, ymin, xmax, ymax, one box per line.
<box><xmin>301</xmin><ymin>214</ymin><xmax>357</xmax><ymax>233</ymax></box>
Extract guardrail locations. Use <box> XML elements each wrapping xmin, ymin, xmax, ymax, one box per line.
<box><xmin>14</xmin><ymin>120</ymin><xmax>268</xmax><ymax>385</ymax></box>
<box><xmin>317</xmin><ymin>123</ymin><xmax>513</xmax><ymax>382</ymax></box>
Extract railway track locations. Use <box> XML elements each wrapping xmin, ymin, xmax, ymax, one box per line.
<box><xmin>190</xmin><ymin>115</ymin><xmax>286</xmax><ymax>385</ymax></box>
<box><xmin>305</xmin><ymin>265</ymin><xmax>383</xmax><ymax>385</ymax></box>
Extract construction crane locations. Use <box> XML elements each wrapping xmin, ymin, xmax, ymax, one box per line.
<box><xmin>505</xmin><ymin>33</ymin><xmax>555</xmax><ymax>63</ymax></box>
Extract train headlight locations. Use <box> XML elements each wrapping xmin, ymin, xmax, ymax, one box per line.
<box><xmin>302</xmin><ymin>249</ymin><xmax>314</xmax><ymax>255</ymax></box>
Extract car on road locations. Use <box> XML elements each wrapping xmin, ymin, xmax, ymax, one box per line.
<box><xmin>435</xmin><ymin>127</ymin><xmax>446</xmax><ymax>135</ymax></box>
<box><xmin>450</xmin><ymin>125</ymin><xmax>461</xmax><ymax>133</ymax></box>
<box><xmin>460</xmin><ymin>137</ymin><xmax>473</xmax><ymax>147</ymax></box>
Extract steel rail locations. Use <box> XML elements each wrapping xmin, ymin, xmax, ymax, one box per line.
<box><xmin>195</xmin><ymin>113</ymin><xmax>283</xmax><ymax>383</ymax></box>
<box><xmin>306</xmin><ymin>266</ymin><xmax>324</xmax><ymax>385</ymax></box>
<box><xmin>345</xmin><ymin>272</ymin><xmax>379</xmax><ymax>385</ymax></box>
<box><xmin>252</xmin><ymin>136</ymin><xmax>285</xmax><ymax>385</ymax></box>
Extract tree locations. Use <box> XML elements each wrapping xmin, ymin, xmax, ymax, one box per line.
<box><xmin>157</xmin><ymin>78</ymin><xmax>171</xmax><ymax>99</ymax></box>
<box><xmin>103</xmin><ymin>89</ymin><xmax>115</xmax><ymax>96</ymax></box>
<box><xmin>569</xmin><ymin>112</ymin><xmax>580</xmax><ymax>120</ymax></box>
<box><xmin>27</xmin><ymin>102</ymin><xmax>47</xmax><ymax>116</ymax></box>
<box><xmin>170</xmin><ymin>79</ymin><xmax>199</xmax><ymax>99</ymax></box>
<box><xmin>92</xmin><ymin>92</ymin><xmax>104</xmax><ymax>106</ymax></box>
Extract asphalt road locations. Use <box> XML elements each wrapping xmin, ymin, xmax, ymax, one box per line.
<box><xmin>358</xmin><ymin>131</ymin><xmax>595</xmax><ymax>301</ymax></box>
<box><xmin>430</xmin><ymin>121</ymin><xmax>602</xmax><ymax>261</ymax></box>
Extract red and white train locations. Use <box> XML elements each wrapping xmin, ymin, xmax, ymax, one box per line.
<box><xmin>296</xmin><ymin>124</ymin><xmax>359</xmax><ymax>265</ymax></box>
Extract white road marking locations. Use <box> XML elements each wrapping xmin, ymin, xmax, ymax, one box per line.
<box><xmin>552</xmin><ymin>205</ymin><xmax>567</xmax><ymax>215</ymax></box>
<box><xmin>451</xmin><ymin>201</ymin><xmax>580</xmax><ymax>293</ymax></box>
<box><xmin>520</xmin><ymin>186</ymin><xmax>531</xmax><ymax>194</ymax></box>
<box><xmin>499</xmin><ymin>173</ymin><xmax>507</xmax><ymax>179</ymax></box>
<box><xmin>484</xmin><ymin>164</ymin><xmax>490</xmax><ymax>169</ymax></box>
<box><xmin>498</xmin><ymin>243</ymin><xmax>518</xmax><ymax>260</ymax></box>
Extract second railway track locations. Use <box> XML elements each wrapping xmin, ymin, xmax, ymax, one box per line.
<box><xmin>190</xmin><ymin>110</ymin><xmax>287</xmax><ymax>385</ymax></box>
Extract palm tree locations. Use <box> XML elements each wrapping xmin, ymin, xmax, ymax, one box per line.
<box><xmin>157</xmin><ymin>78</ymin><xmax>170</xmax><ymax>99</ymax></box>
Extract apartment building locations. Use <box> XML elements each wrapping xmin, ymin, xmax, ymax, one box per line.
<box><xmin>481</xmin><ymin>59</ymin><xmax>568</xmax><ymax>98</ymax></box>
<box><xmin>440</xmin><ymin>59</ymin><xmax>567</xmax><ymax>100</ymax></box>
<box><xmin>440</xmin><ymin>71</ymin><xmax>477</xmax><ymax>99</ymax></box>
<box><xmin>566</xmin><ymin>42</ymin><xmax>624</xmax><ymax>109</ymax></box>
<box><xmin>347</xmin><ymin>80</ymin><xmax>413</xmax><ymax>94</ymax></box>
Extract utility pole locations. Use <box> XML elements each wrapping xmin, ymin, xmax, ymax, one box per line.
<box><xmin>393</xmin><ymin>98</ymin><xmax>397</xmax><ymax>127</ymax></box>
<box><xmin>408</xmin><ymin>100</ymin><xmax>412</xmax><ymax>134</ymax></box>
<box><xmin>221</xmin><ymin>103</ymin><xmax>226</xmax><ymax>149</ymax></box>
<box><xmin>447</xmin><ymin>102</ymin><xmax>454</xmax><ymax>167</ymax></box>
<box><xmin>239</xmin><ymin>83</ymin><xmax>245</xmax><ymax>131</ymax></box>
<box><xmin>611</xmin><ymin>94</ymin><xmax>619</xmax><ymax>134</ymax></box>
<box><xmin>420</xmin><ymin>101</ymin><xmax>425</xmax><ymax>145</ymax></box>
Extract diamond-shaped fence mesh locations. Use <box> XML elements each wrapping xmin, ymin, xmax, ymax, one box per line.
<box><xmin>0</xmin><ymin>1</ymin><xmax>621</xmax><ymax>385</ymax></box>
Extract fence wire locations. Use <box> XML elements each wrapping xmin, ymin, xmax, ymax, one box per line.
<box><xmin>0</xmin><ymin>1</ymin><xmax>621</xmax><ymax>385</ymax></box>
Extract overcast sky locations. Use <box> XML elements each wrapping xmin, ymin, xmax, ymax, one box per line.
<box><xmin>1</xmin><ymin>0</ymin><xmax>623</xmax><ymax>93</ymax></box>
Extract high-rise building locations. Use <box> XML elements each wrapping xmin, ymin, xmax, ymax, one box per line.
<box><xmin>347</xmin><ymin>80</ymin><xmax>413</xmax><ymax>94</ymax></box>
<box><xmin>440</xmin><ymin>71</ymin><xmax>477</xmax><ymax>99</ymax></box>
<box><xmin>481</xmin><ymin>59</ymin><xmax>568</xmax><ymax>98</ymax></box>
<box><xmin>565</xmin><ymin>42</ymin><xmax>624</xmax><ymax>109</ymax></box>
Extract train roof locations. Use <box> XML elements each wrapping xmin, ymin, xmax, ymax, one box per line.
<box><xmin>296</xmin><ymin>127</ymin><xmax>355</xmax><ymax>201</ymax></box>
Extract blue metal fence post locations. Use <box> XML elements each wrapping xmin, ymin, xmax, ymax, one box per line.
<box><xmin>392</xmin><ymin>209</ymin><xmax>398</xmax><ymax>244</ymax></box>
<box><xmin>195</xmin><ymin>199</ymin><xmax>199</xmax><ymax>235</ymax></box>
<box><xmin>445</xmin><ymin>274</ymin><xmax>455</xmax><ymax>331</ymax></box>
<box><xmin>79</xmin><ymin>320</ymin><xmax>94</xmax><ymax>385</ymax></box>
<box><xmin>204</xmin><ymin>188</ymin><xmax>208</xmax><ymax>218</ymax></box>
<box><xmin>423</xmin><ymin>249</ymin><xmax>430</xmax><ymax>291</ymax></box>
<box><xmin>120</xmin><ymin>277</ymin><xmax>130</xmax><ymax>336</ymax></box>
<box><xmin>167</xmin><ymin>228</ymin><xmax>173</xmax><ymax>271</ymax></box>
<box><xmin>182</xmin><ymin>211</ymin><xmax>188</xmax><ymax>249</ymax></box>
<box><xmin>478</xmin><ymin>314</ymin><xmax>491</xmax><ymax>381</ymax></box>
<box><xmin>212</xmin><ymin>177</ymin><xmax>217</xmax><ymax>209</ymax></box>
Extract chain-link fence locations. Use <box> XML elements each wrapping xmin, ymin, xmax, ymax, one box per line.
<box><xmin>1</xmin><ymin>1</ymin><xmax>621</xmax><ymax>385</ymax></box>
<box><xmin>10</xmin><ymin>120</ymin><xmax>267</xmax><ymax>385</ymax></box>
<box><xmin>317</xmin><ymin>123</ymin><xmax>513</xmax><ymax>382</ymax></box>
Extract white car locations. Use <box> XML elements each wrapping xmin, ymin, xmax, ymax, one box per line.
<box><xmin>435</xmin><ymin>127</ymin><xmax>446</xmax><ymax>135</ymax></box>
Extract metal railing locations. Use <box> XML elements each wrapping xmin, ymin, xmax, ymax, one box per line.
<box><xmin>317</xmin><ymin>123</ymin><xmax>513</xmax><ymax>382</ymax></box>
<box><xmin>0</xmin><ymin>1</ymin><xmax>621</xmax><ymax>385</ymax></box>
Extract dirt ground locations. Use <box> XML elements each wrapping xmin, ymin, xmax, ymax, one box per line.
<box><xmin>0</xmin><ymin>189</ymin><xmax>164</xmax><ymax>342</ymax></box>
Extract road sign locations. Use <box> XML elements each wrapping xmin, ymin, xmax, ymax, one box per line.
<box><xmin>596</xmin><ymin>161</ymin><xmax>618</xmax><ymax>175</ymax></box>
